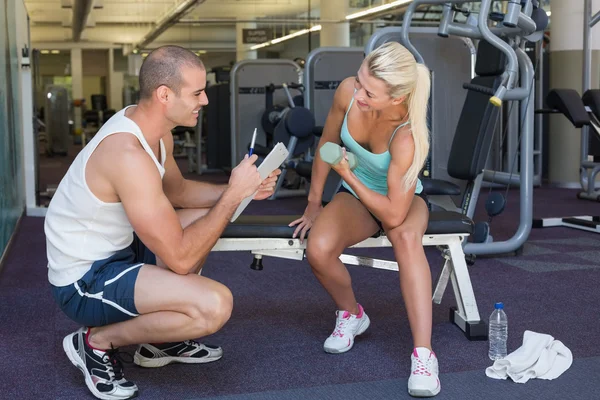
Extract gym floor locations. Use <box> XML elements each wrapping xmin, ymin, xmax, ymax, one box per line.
<box><xmin>2</xmin><ymin>153</ymin><xmax>600</xmax><ymax>399</ymax></box>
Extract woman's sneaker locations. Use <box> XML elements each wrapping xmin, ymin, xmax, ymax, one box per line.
<box><xmin>133</xmin><ymin>340</ymin><xmax>223</xmax><ymax>368</ymax></box>
<box><xmin>323</xmin><ymin>303</ymin><xmax>370</xmax><ymax>354</ymax></box>
<box><xmin>62</xmin><ymin>328</ymin><xmax>138</xmax><ymax>400</ymax></box>
<box><xmin>408</xmin><ymin>347</ymin><xmax>441</xmax><ymax>397</ymax></box>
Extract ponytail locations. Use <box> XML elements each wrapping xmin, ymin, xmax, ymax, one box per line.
<box><xmin>403</xmin><ymin>63</ymin><xmax>431</xmax><ymax>192</ymax></box>
<box><xmin>363</xmin><ymin>42</ymin><xmax>431</xmax><ymax>192</ymax></box>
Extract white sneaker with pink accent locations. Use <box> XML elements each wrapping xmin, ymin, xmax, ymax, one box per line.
<box><xmin>323</xmin><ymin>303</ymin><xmax>370</xmax><ymax>354</ymax></box>
<box><xmin>408</xmin><ymin>347</ymin><xmax>441</xmax><ymax>397</ymax></box>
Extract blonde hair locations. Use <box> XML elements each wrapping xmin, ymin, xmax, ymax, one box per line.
<box><xmin>364</xmin><ymin>41</ymin><xmax>431</xmax><ymax>192</ymax></box>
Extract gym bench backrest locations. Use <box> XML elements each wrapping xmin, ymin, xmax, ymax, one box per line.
<box><xmin>547</xmin><ymin>89</ymin><xmax>590</xmax><ymax>128</ymax></box>
<box><xmin>447</xmin><ymin>40</ymin><xmax>507</xmax><ymax>182</ymax></box>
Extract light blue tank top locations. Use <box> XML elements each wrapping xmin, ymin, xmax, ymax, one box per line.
<box><xmin>340</xmin><ymin>96</ymin><xmax>423</xmax><ymax>198</ymax></box>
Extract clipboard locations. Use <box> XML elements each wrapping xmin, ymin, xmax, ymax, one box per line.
<box><xmin>230</xmin><ymin>142</ymin><xmax>289</xmax><ymax>222</ymax></box>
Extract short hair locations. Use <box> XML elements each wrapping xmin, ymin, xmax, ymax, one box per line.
<box><xmin>138</xmin><ymin>45</ymin><xmax>205</xmax><ymax>100</ymax></box>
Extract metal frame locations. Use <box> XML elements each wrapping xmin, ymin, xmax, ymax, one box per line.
<box><xmin>212</xmin><ymin>231</ymin><xmax>486</xmax><ymax>340</ymax></box>
<box><xmin>533</xmin><ymin>215</ymin><xmax>600</xmax><ymax>234</ymax></box>
<box><xmin>303</xmin><ymin>46</ymin><xmax>365</xmax><ymax>202</ymax></box>
<box><xmin>579</xmin><ymin>0</ymin><xmax>600</xmax><ymax>202</ymax></box>
<box><xmin>396</xmin><ymin>0</ymin><xmax>536</xmax><ymax>257</ymax></box>
<box><xmin>304</xmin><ymin>46</ymin><xmax>365</xmax><ymax>124</ymax></box>
<box><xmin>229</xmin><ymin>58</ymin><xmax>303</xmax><ymax>169</ymax></box>
<box><xmin>366</xmin><ymin>26</ymin><xmax>475</xmax><ymax>191</ymax></box>
<box><xmin>533</xmin><ymin>108</ymin><xmax>600</xmax><ymax>234</ymax></box>
<box><xmin>230</xmin><ymin>58</ymin><xmax>306</xmax><ymax>200</ymax></box>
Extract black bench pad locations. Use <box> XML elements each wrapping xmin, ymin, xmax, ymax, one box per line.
<box><xmin>221</xmin><ymin>211</ymin><xmax>473</xmax><ymax>239</ymax></box>
<box><xmin>421</xmin><ymin>178</ymin><xmax>462</xmax><ymax>196</ymax></box>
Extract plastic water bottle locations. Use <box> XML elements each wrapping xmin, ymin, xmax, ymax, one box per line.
<box><xmin>488</xmin><ymin>302</ymin><xmax>508</xmax><ymax>361</ymax></box>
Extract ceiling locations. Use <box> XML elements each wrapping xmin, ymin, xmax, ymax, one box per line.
<box><xmin>23</xmin><ymin>1</ymin><xmax>552</xmax><ymax>53</ymax></box>
<box><xmin>24</xmin><ymin>0</ymin><xmax>331</xmax><ymax>51</ymax></box>
<box><xmin>26</xmin><ymin>0</ymin><xmax>320</xmax><ymax>25</ymax></box>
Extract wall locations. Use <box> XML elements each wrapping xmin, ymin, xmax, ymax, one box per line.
<box><xmin>0</xmin><ymin>0</ymin><xmax>27</xmax><ymax>260</ymax></box>
<box><xmin>275</xmin><ymin>34</ymin><xmax>320</xmax><ymax>62</ymax></box>
<box><xmin>201</xmin><ymin>52</ymin><xmax>236</xmax><ymax>70</ymax></box>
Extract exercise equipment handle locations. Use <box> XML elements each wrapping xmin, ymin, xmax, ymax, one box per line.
<box><xmin>282</xmin><ymin>83</ymin><xmax>296</xmax><ymax>109</ymax></box>
<box><xmin>462</xmin><ymin>84</ymin><xmax>496</xmax><ymax>96</ymax></box>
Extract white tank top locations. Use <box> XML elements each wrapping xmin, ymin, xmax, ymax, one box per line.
<box><xmin>45</xmin><ymin>106</ymin><xmax>166</xmax><ymax>287</ymax></box>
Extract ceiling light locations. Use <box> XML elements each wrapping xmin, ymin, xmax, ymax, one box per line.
<box><xmin>250</xmin><ymin>0</ymin><xmax>412</xmax><ymax>50</ymax></box>
<box><xmin>346</xmin><ymin>0</ymin><xmax>412</xmax><ymax>20</ymax></box>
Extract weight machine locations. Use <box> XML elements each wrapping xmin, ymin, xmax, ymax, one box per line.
<box><xmin>395</xmin><ymin>0</ymin><xmax>547</xmax><ymax>258</ymax></box>
<box><xmin>216</xmin><ymin>0</ymin><xmax>548</xmax><ymax>339</ymax></box>
<box><xmin>579</xmin><ymin>0</ymin><xmax>600</xmax><ymax>202</ymax></box>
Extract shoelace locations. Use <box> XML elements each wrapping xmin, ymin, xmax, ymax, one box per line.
<box><xmin>412</xmin><ymin>356</ymin><xmax>433</xmax><ymax>376</ymax></box>
<box><xmin>104</xmin><ymin>346</ymin><xmax>133</xmax><ymax>381</ymax></box>
<box><xmin>332</xmin><ymin>314</ymin><xmax>351</xmax><ymax>338</ymax></box>
<box><xmin>183</xmin><ymin>340</ymin><xmax>199</xmax><ymax>347</ymax></box>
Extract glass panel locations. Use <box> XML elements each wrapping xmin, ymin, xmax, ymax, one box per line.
<box><xmin>0</xmin><ymin>0</ymin><xmax>25</xmax><ymax>257</ymax></box>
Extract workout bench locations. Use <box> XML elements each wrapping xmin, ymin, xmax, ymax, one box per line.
<box><xmin>213</xmin><ymin>211</ymin><xmax>487</xmax><ymax>341</ymax></box>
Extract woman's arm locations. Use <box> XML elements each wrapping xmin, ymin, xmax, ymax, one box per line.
<box><xmin>337</xmin><ymin>131</ymin><xmax>417</xmax><ymax>229</ymax></box>
<box><xmin>306</xmin><ymin>77</ymin><xmax>356</xmax><ymax>204</ymax></box>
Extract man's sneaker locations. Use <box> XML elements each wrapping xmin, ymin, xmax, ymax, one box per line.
<box><xmin>133</xmin><ymin>340</ymin><xmax>223</xmax><ymax>368</ymax></box>
<box><xmin>408</xmin><ymin>347</ymin><xmax>441</xmax><ymax>397</ymax></box>
<box><xmin>323</xmin><ymin>303</ymin><xmax>370</xmax><ymax>354</ymax></box>
<box><xmin>62</xmin><ymin>327</ymin><xmax>138</xmax><ymax>400</ymax></box>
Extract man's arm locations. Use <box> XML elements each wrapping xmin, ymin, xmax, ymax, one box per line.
<box><xmin>340</xmin><ymin>132</ymin><xmax>416</xmax><ymax>228</ymax></box>
<box><xmin>162</xmin><ymin>134</ymin><xmax>279</xmax><ymax>208</ymax></box>
<box><xmin>110</xmin><ymin>141</ymin><xmax>261</xmax><ymax>274</ymax></box>
<box><xmin>161</xmin><ymin>134</ymin><xmax>227</xmax><ymax>209</ymax></box>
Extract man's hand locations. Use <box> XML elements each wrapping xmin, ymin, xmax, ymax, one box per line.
<box><xmin>254</xmin><ymin>169</ymin><xmax>282</xmax><ymax>200</ymax></box>
<box><xmin>226</xmin><ymin>154</ymin><xmax>263</xmax><ymax>202</ymax></box>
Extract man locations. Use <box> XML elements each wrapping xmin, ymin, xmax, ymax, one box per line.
<box><xmin>45</xmin><ymin>45</ymin><xmax>279</xmax><ymax>400</ymax></box>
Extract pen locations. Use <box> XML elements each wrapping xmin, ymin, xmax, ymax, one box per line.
<box><xmin>249</xmin><ymin>128</ymin><xmax>257</xmax><ymax>156</ymax></box>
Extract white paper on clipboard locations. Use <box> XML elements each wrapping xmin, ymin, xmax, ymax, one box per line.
<box><xmin>230</xmin><ymin>142</ymin><xmax>289</xmax><ymax>222</ymax></box>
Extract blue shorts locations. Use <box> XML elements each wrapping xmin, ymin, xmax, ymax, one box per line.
<box><xmin>51</xmin><ymin>234</ymin><xmax>156</xmax><ymax>327</ymax></box>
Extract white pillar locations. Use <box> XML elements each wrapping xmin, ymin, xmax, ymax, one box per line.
<box><xmin>107</xmin><ymin>49</ymin><xmax>124</xmax><ymax>110</ymax></box>
<box><xmin>71</xmin><ymin>48</ymin><xmax>83</xmax><ymax>132</ymax></box>
<box><xmin>551</xmin><ymin>0</ymin><xmax>600</xmax><ymax>52</ymax></box>
<box><xmin>548</xmin><ymin>0</ymin><xmax>600</xmax><ymax>186</ymax></box>
<box><xmin>236</xmin><ymin>21</ymin><xmax>257</xmax><ymax>62</ymax></box>
<box><xmin>127</xmin><ymin>53</ymin><xmax>143</xmax><ymax>77</ymax></box>
<box><xmin>320</xmin><ymin>0</ymin><xmax>349</xmax><ymax>47</ymax></box>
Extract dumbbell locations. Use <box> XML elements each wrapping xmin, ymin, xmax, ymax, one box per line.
<box><xmin>319</xmin><ymin>142</ymin><xmax>358</xmax><ymax>170</ymax></box>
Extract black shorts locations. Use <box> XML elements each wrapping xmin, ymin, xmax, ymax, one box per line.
<box><xmin>336</xmin><ymin>185</ymin><xmax>430</xmax><ymax>231</ymax></box>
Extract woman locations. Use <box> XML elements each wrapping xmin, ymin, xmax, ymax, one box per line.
<box><xmin>290</xmin><ymin>42</ymin><xmax>440</xmax><ymax>397</ymax></box>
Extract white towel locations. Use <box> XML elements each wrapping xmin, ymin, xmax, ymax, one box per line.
<box><xmin>485</xmin><ymin>330</ymin><xmax>573</xmax><ymax>383</ymax></box>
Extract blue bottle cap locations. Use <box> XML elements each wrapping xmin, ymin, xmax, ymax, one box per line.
<box><xmin>495</xmin><ymin>302</ymin><xmax>504</xmax><ymax>309</ymax></box>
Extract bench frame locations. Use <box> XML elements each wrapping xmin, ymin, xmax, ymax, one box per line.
<box><xmin>213</xmin><ymin>232</ymin><xmax>487</xmax><ymax>341</ymax></box>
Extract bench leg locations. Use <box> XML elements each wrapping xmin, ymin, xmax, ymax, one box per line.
<box><xmin>445</xmin><ymin>237</ymin><xmax>487</xmax><ymax>341</ymax></box>
<box><xmin>432</xmin><ymin>254</ymin><xmax>451</xmax><ymax>304</ymax></box>
<box><xmin>339</xmin><ymin>254</ymin><xmax>399</xmax><ymax>271</ymax></box>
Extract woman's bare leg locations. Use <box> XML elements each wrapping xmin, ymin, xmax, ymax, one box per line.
<box><xmin>385</xmin><ymin>196</ymin><xmax>431</xmax><ymax>349</ymax></box>
<box><xmin>306</xmin><ymin>192</ymin><xmax>380</xmax><ymax>313</ymax></box>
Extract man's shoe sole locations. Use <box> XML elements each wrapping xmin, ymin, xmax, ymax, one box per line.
<box><xmin>133</xmin><ymin>352</ymin><xmax>223</xmax><ymax>368</ymax></box>
<box><xmin>63</xmin><ymin>334</ymin><xmax>138</xmax><ymax>400</ymax></box>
